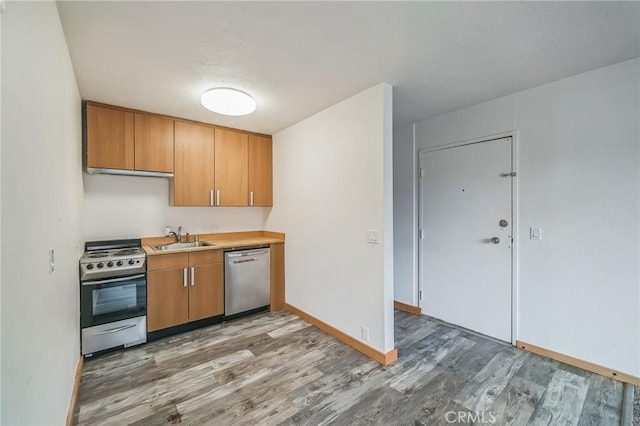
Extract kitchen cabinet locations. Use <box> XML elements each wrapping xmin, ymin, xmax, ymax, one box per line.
<box><xmin>85</xmin><ymin>102</ymin><xmax>274</xmax><ymax>208</ymax></box>
<box><xmin>85</xmin><ymin>103</ymin><xmax>174</xmax><ymax>174</ymax></box>
<box><xmin>86</xmin><ymin>104</ymin><xmax>134</xmax><ymax>170</ymax></box>
<box><xmin>248</xmin><ymin>135</ymin><xmax>273</xmax><ymax>206</ymax></box>
<box><xmin>189</xmin><ymin>251</ymin><xmax>224</xmax><ymax>321</ymax></box>
<box><xmin>172</xmin><ymin>121</ymin><xmax>215</xmax><ymax>206</ymax></box>
<box><xmin>215</xmin><ymin>128</ymin><xmax>249</xmax><ymax>206</ymax></box>
<box><xmin>147</xmin><ymin>266</ymin><xmax>189</xmax><ymax>331</ymax></box>
<box><xmin>147</xmin><ymin>251</ymin><xmax>224</xmax><ymax>332</ymax></box>
<box><xmin>134</xmin><ymin>114</ymin><xmax>174</xmax><ymax>173</ymax></box>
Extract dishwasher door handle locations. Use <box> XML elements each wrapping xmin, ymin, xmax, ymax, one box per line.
<box><xmin>227</xmin><ymin>250</ymin><xmax>269</xmax><ymax>258</ymax></box>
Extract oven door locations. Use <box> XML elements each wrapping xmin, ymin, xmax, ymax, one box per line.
<box><xmin>81</xmin><ymin>274</ymin><xmax>146</xmax><ymax>328</ymax></box>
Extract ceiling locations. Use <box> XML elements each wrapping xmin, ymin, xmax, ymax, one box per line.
<box><xmin>57</xmin><ymin>1</ymin><xmax>640</xmax><ymax>135</ymax></box>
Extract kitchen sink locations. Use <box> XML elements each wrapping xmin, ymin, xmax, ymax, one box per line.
<box><xmin>152</xmin><ymin>241</ymin><xmax>217</xmax><ymax>251</ymax></box>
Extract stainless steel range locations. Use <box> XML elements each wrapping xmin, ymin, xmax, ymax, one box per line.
<box><xmin>80</xmin><ymin>239</ymin><xmax>147</xmax><ymax>356</ymax></box>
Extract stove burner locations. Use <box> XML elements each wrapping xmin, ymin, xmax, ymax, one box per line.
<box><xmin>114</xmin><ymin>249</ymin><xmax>140</xmax><ymax>256</ymax></box>
<box><xmin>81</xmin><ymin>239</ymin><xmax>145</xmax><ymax>282</ymax></box>
<box><xmin>86</xmin><ymin>252</ymin><xmax>109</xmax><ymax>259</ymax></box>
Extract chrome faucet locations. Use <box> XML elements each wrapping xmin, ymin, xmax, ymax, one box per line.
<box><xmin>165</xmin><ymin>225</ymin><xmax>182</xmax><ymax>243</ymax></box>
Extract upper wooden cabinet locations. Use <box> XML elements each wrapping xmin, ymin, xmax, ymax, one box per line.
<box><xmin>85</xmin><ymin>102</ymin><xmax>273</xmax><ymax>208</ymax></box>
<box><xmin>215</xmin><ymin>128</ymin><xmax>249</xmax><ymax>207</ymax></box>
<box><xmin>248</xmin><ymin>135</ymin><xmax>273</xmax><ymax>207</ymax></box>
<box><xmin>134</xmin><ymin>114</ymin><xmax>174</xmax><ymax>173</ymax></box>
<box><xmin>85</xmin><ymin>103</ymin><xmax>174</xmax><ymax>174</ymax></box>
<box><xmin>86</xmin><ymin>104</ymin><xmax>134</xmax><ymax>170</ymax></box>
<box><xmin>173</xmin><ymin>121</ymin><xmax>215</xmax><ymax>206</ymax></box>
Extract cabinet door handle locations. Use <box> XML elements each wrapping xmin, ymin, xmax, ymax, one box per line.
<box><xmin>183</xmin><ymin>268</ymin><xmax>187</xmax><ymax>287</ymax></box>
<box><xmin>191</xmin><ymin>267</ymin><xmax>195</xmax><ymax>286</ymax></box>
<box><xmin>216</xmin><ymin>190</ymin><xmax>220</xmax><ymax>206</ymax></box>
<box><xmin>250</xmin><ymin>191</ymin><xmax>254</xmax><ymax>206</ymax></box>
<box><xmin>210</xmin><ymin>190</ymin><xmax>214</xmax><ymax>206</ymax></box>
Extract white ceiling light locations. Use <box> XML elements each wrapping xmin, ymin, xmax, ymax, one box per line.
<box><xmin>200</xmin><ymin>87</ymin><xmax>256</xmax><ymax>116</ymax></box>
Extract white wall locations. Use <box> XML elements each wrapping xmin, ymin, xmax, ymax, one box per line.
<box><xmin>265</xmin><ymin>84</ymin><xmax>395</xmax><ymax>353</ymax></box>
<box><xmin>83</xmin><ymin>174</ymin><xmax>266</xmax><ymax>241</ymax></box>
<box><xmin>514</xmin><ymin>60</ymin><xmax>639</xmax><ymax>377</ymax></box>
<box><xmin>392</xmin><ymin>123</ymin><xmax>417</xmax><ymax>305</ymax></box>
<box><xmin>0</xmin><ymin>3</ymin><xmax>3</xmax><ymax>420</ymax></box>
<box><xmin>399</xmin><ymin>59</ymin><xmax>640</xmax><ymax>376</ymax></box>
<box><xmin>2</xmin><ymin>1</ymin><xmax>84</xmax><ymax>424</ymax></box>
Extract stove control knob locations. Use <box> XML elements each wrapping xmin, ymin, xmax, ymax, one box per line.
<box><xmin>86</xmin><ymin>264</ymin><xmax>94</xmax><ymax>270</ymax></box>
<box><xmin>128</xmin><ymin>259</ymin><xmax>135</xmax><ymax>265</ymax></box>
<box><xmin>97</xmin><ymin>262</ymin><xmax>104</xmax><ymax>269</ymax></box>
<box><xmin>116</xmin><ymin>260</ymin><xmax>123</xmax><ymax>267</ymax></box>
<box><xmin>106</xmin><ymin>261</ymin><xmax>114</xmax><ymax>267</ymax></box>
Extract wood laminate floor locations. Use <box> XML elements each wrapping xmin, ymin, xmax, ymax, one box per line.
<box><xmin>75</xmin><ymin>310</ymin><xmax>624</xmax><ymax>425</ymax></box>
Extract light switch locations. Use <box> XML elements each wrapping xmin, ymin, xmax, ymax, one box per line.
<box><xmin>367</xmin><ymin>229</ymin><xmax>379</xmax><ymax>244</ymax></box>
<box><xmin>530</xmin><ymin>227</ymin><xmax>542</xmax><ymax>240</ymax></box>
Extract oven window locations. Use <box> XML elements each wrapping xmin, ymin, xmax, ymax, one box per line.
<box><xmin>93</xmin><ymin>283</ymin><xmax>138</xmax><ymax>316</ymax></box>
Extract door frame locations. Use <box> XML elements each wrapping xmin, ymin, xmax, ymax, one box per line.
<box><xmin>416</xmin><ymin>131</ymin><xmax>519</xmax><ymax>346</ymax></box>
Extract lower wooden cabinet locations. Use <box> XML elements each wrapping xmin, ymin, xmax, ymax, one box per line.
<box><xmin>188</xmin><ymin>258</ymin><xmax>224</xmax><ymax>321</ymax></box>
<box><xmin>147</xmin><ymin>251</ymin><xmax>224</xmax><ymax>332</ymax></box>
<box><xmin>147</xmin><ymin>267</ymin><xmax>190</xmax><ymax>331</ymax></box>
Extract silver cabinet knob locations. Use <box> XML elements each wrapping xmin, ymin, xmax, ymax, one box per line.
<box><xmin>490</xmin><ymin>237</ymin><xmax>500</xmax><ymax>244</ymax></box>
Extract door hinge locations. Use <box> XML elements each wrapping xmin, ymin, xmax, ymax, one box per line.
<box><xmin>500</xmin><ymin>172</ymin><xmax>516</xmax><ymax>177</ymax></box>
<box><xmin>420</xmin><ymin>168</ymin><xmax>425</xmax><ymax>179</ymax></box>
<box><xmin>419</xmin><ymin>229</ymin><xmax>424</xmax><ymax>239</ymax></box>
<box><xmin>419</xmin><ymin>290</ymin><xmax>423</xmax><ymax>301</ymax></box>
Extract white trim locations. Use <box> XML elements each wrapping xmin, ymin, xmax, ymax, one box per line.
<box><xmin>510</xmin><ymin>132</ymin><xmax>519</xmax><ymax>346</ymax></box>
<box><xmin>418</xmin><ymin>130</ymin><xmax>517</xmax><ymax>153</ymax></box>
<box><xmin>411</xmin><ymin>123</ymin><xmax>419</xmax><ymax>307</ymax></box>
<box><xmin>417</xmin><ymin>131</ymin><xmax>519</xmax><ymax>346</ymax></box>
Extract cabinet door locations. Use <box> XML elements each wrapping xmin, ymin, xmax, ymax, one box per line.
<box><xmin>173</xmin><ymin>121</ymin><xmax>215</xmax><ymax>206</ymax></box>
<box><xmin>188</xmin><ymin>262</ymin><xmax>224</xmax><ymax>321</ymax></box>
<box><xmin>214</xmin><ymin>128</ymin><xmax>248</xmax><ymax>206</ymax></box>
<box><xmin>147</xmin><ymin>268</ymin><xmax>189</xmax><ymax>331</ymax></box>
<box><xmin>134</xmin><ymin>113</ymin><xmax>174</xmax><ymax>172</ymax></box>
<box><xmin>86</xmin><ymin>104</ymin><xmax>134</xmax><ymax>169</ymax></box>
<box><xmin>248</xmin><ymin>135</ymin><xmax>273</xmax><ymax>207</ymax></box>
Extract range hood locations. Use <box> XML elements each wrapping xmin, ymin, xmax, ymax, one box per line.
<box><xmin>86</xmin><ymin>167</ymin><xmax>174</xmax><ymax>178</ymax></box>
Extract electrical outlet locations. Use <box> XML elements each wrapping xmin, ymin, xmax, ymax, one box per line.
<box><xmin>367</xmin><ymin>229</ymin><xmax>379</xmax><ymax>244</ymax></box>
<box><xmin>49</xmin><ymin>248</ymin><xmax>55</xmax><ymax>274</ymax></box>
<box><xmin>530</xmin><ymin>227</ymin><xmax>542</xmax><ymax>240</ymax></box>
<box><xmin>361</xmin><ymin>326</ymin><xmax>370</xmax><ymax>342</ymax></box>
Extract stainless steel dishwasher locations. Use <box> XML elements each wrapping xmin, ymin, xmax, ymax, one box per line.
<box><xmin>224</xmin><ymin>247</ymin><xmax>271</xmax><ymax>317</ymax></box>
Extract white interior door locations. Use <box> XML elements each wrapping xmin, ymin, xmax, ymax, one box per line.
<box><xmin>419</xmin><ymin>137</ymin><xmax>513</xmax><ymax>342</ymax></box>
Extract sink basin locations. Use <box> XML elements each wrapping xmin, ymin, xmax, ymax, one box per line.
<box><xmin>152</xmin><ymin>241</ymin><xmax>217</xmax><ymax>251</ymax></box>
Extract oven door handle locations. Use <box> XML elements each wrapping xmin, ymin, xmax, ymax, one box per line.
<box><xmin>95</xmin><ymin>324</ymin><xmax>137</xmax><ymax>335</ymax></box>
<box><xmin>82</xmin><ymin>274</ymin><xmax>146</xmax><ymax>286</ymax></box>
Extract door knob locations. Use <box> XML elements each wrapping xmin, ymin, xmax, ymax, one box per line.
<box><xmin>490</xmin><ymin>237</ymin><xmax>500</xmax><ymax>244</ymax></box>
